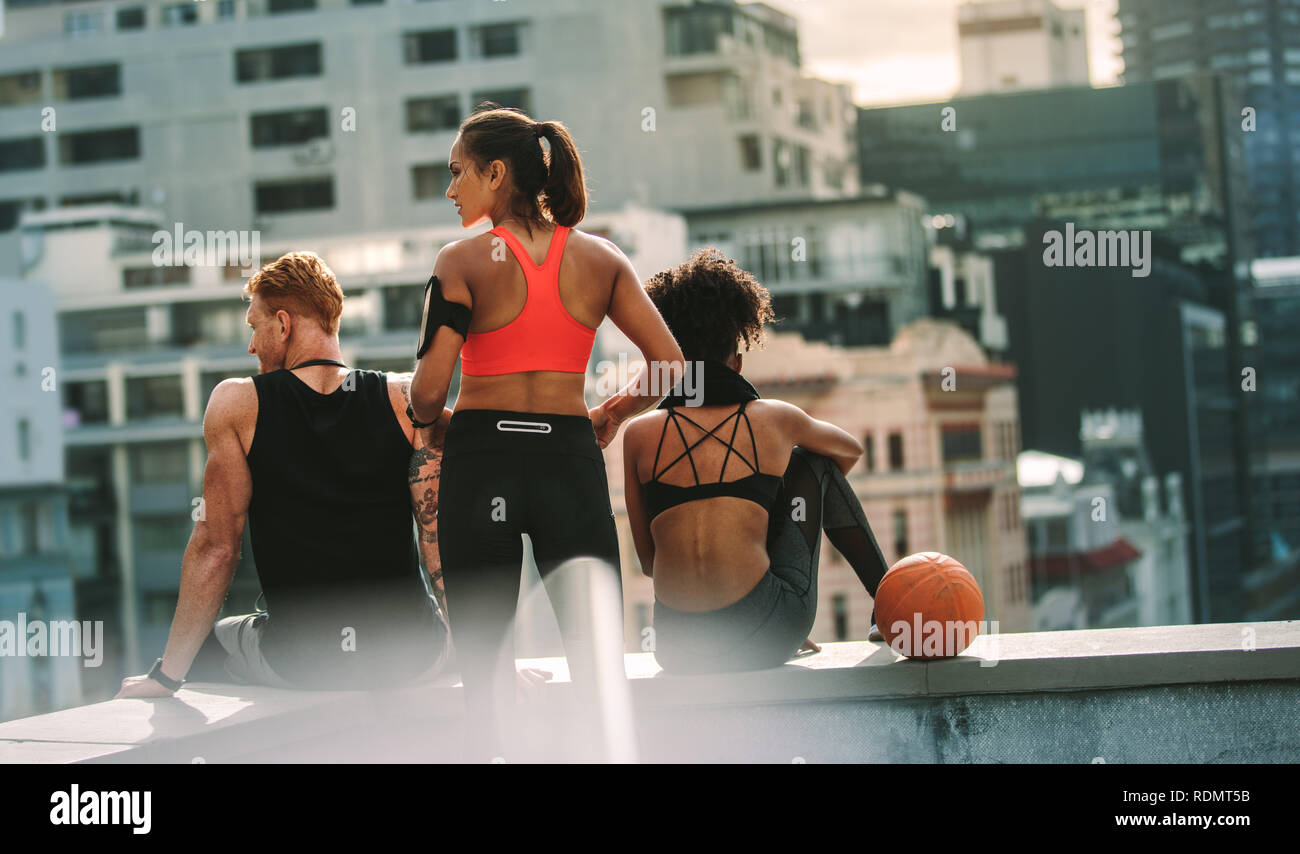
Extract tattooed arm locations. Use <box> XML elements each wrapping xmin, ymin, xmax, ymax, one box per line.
<box><xmin>401</xmin><ymin>378</ymin><xmax>454</xmax><ymax>619</ymax></box>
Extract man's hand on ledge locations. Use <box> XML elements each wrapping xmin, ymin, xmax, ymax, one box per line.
<box><xmin>115</xmin><ymin>674</ymin><xmax>176</xmax><ymax>699</ymax></box>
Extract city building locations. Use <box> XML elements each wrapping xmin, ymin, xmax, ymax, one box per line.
<box><xmin>0</xmin><ymin>274</ymin><xmax>83</xmax><ymax>720</ymax></box>
<box><xmin>1116</xmin><ymin>0</ymin><xmax>1300</xmax><ymax>258</ymax></box>
<box><xmin>1077</xmin><ymin>409</ymin><xmax>1192</xmax><ymax>626</ymax></box>
<box><xmin>1017</xmin><ymin>411</ymin><xmax>1193</xmax><ymax>632</ymax></box>
<box><xmin>0</xmin><ymin>0</ymin><xmax>859</xmax><ymax>240</ymax></box>
<box><xmin>1018</xmin><ymin>451</ymin><xmax>1139</xmax><ymax>630</ymax></box>
<box><xmin>988</xmin><ymin>221</ymin><xmax>1274</xmax><ymax>622</ymax></box>
<box><xmin>856</xmin><ymin>75</ymin><xmax>1252</xmax><ymax>265</ymax></box>
<box><xmin>678</xmin><ymin>188</ymin><xmax>931</xmax><ymax>348</ymax></box>
<box><xmin>1244</xmin><ymin>256</ymin><xmax>1300</xmax><ymax>620</ymax></box>
<box><xmin>605</xmin><ymin>321</ymin><xmax>1034</xmax><ymax>650</ymax></box>
<box><xmin>958</xmin><ymin>0</ymin><xmax>1090</xmax><ymax>95</ymax></box>
<box><xmin>927</xmin><ymin>213</ymin><xmax>1009</xmax><ymax>357</ymax></box>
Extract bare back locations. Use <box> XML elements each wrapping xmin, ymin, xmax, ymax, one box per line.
<box><xmin>444</xmin><ymin>224</ymin><xmax>619</xmax><ymax>415</ymax></box>
<box><xmin>626</xmin><ymin>399</ymin><xmax>797</xmax><ymax>611</ymax></box>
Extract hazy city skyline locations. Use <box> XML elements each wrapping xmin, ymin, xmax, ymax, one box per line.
<box><xmin>798</xmin><ymin>0</ymin><xmax>1122</xmax><ymax>105</ymax></box>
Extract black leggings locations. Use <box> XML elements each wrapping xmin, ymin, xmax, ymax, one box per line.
<box><xmin>653</xmin><ymin>448</ymin><xmax>890</xmax><ymax>673</ymax></box>
<box><xmin>436</xmin><ymin>409</ymin><xmax>622</xmax><ymax>754</ymax></box>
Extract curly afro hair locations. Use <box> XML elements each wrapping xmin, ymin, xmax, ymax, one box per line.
<box><xmin>645</xmin><ymin>249</ymin><xmax>775</xmax><ymax>363</ymax></box>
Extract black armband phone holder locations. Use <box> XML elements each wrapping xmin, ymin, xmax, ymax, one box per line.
<box><xmin>416</xmin><ymin>274</ymin><xmax>471</xmax><ymax>358</ymax></box>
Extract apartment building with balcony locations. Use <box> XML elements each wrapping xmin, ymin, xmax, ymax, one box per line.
<box><xmin>0</xmin><ymin>0</ymin><xmax>859</xmax><ymax>239</ymax></box>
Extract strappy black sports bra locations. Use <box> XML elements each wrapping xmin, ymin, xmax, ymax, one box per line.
<box><xmin>641</xmin><ymin>399</ymin><xmax>783</xmax><ymax>522</ymax></box>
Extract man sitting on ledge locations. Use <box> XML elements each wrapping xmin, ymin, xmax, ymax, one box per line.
<box><xmin>116</xmin><ymin>251</ymin><xmax>451</xmax><ymax>696</ymax></box>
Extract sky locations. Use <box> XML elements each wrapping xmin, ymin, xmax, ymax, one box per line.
<box><xmin>790</xmin><ymin>0</ymin><xmax>1122</xmax><ymax>106</ymax></box>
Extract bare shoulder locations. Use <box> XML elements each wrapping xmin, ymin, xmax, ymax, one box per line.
<box><xmin>622</xmin><ymin>408</ymin><xmax>666</xmax><ymax>451</ymax></box>
<box><xmin>386</xmin><ymin>371</ymin><xmax>417</xmax><ymax>441</ymax></box>
<box><xmin>572</xmin><ymin>228</ymin><xmax>631</xmax><ymax>270</ymax></box>
<box><xmin>205</xmin><ymin>377</ymin><xmax>257</xmax><ymax>444</ymax></box>
<box><xmin>749</xmin><ymin>398</ymin><xmax>804</xmax><ymax>430</ymax></box>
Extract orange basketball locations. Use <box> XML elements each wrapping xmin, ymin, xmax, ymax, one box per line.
<box><xmin>874</xmin><ymin>552</ymin><xmax>984</xmax><ymax>659</ymax></box>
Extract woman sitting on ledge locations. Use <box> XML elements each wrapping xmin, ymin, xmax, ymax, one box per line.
<box><xmin>621</xmin><ymin>250</ymin><xmax>891</xmax><ymax>674</ymax></box>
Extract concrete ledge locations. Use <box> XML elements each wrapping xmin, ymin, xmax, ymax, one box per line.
<box><xmin>1</xmin><ymin>622</ymin><xmax>1297</xmax><ymax>763</ymax></box>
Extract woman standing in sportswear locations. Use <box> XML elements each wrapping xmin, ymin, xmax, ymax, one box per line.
<box><xmin>409</xmin><ymin>105</ymin><xmax>683</xmax><ymax>759</ymax></box>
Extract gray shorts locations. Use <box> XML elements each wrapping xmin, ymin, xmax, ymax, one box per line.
<box><xmin>212</xmin><ymin>602</ymin><xmax>449</xmax><ymax>689</ymax></box>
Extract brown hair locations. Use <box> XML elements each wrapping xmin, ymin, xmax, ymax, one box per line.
<box><xmin>459</xmin><ymin>103</ymin><xmax>587</xmax><ymax>234</ymax></box>
<box><xmin>645</xmin><ymin>249</ymin><xmax>775</xmax><ymax>363</ymax></box>
<box><xmin>243</xmin><ymin>251</ymin><xmax>344</xmax><ymax>336</ymax></box>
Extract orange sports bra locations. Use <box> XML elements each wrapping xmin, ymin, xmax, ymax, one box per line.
<box><xmin>459</xmin><ymin>224</ymin><xmax>598</xmax><ymax>377</ymax></box>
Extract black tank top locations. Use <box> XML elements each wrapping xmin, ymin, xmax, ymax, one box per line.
<box><xmin>245</xmin><ymin>364</ymin><xmax>440</xmax><ymax>687</ymax></box>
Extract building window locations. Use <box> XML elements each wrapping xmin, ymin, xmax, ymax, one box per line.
<box><xmin>663</xmin><ymin>5</ymin><xmax>734</xmax><ymax>57</ymax></box>
<box><xmin>235</xmin><ymin>43</ymin><xmax>323</xmax><ymax>83</ymax></box>
<box><xmin>268</xmin><ymin>0</ymin><xmax>316</xmax><ymax>13</ymax></box>
<box><xmin>404</xmin><ymin>29</ymin><xmax>457</xmax><ymax>64</ymax></box>
<box><xmin>471</xmin><ymin>88</ymin><xmax>531</xmax><ymax>114</ymax></box>
<box><xmin>888</xmin><ymin>432</ymin><xmax>904</xmax><ymax>471</ymax></box>
<box><xmin>892</xmin><ymin>508</ymin><xmax>907</xmax><ymax>558</ymax></box>
<box><xmin>20</xmin><ymin>503</ymin><xmax>41</xmax><ymax>555</ymax></box>
<box><xmin>738</xmin><ymin>134</ymin><xmax>761</xmax><ymax>171</ymax></box>
<box><xmin>131</xmin><ymin>442</ymin><xmax>189</xmax><ymax>484</ymax></box>
<box><xmin>863</xmin><ymin>432</ymin><xmax>874</xmax><ymax>472</ymax></box>
<box><xmin>1046</xmin><ymin>518</ymin><xmax>1069</xmax><ymax>551</ymax></box>
<box><xmin>250</xmin><ymin>108</ymin><xmax>329</xmax><ymax>148</ymax></box>
<box><xmin>411</xmin><ymin>164</ymin><xmax>451</xmax><ymax>201</ymax></box>
<box><xmin>122</xmin><ymin>266</ymin><xmax>190</xmax><ymax>289</ymax></box>
<box><xmin>773</xmin><ymin>138</ymin><xmax>791</xmax><ymax>187</ymax></box>
<box><xmin>0</xmin><ymin>137</ymin><xmax>46</xmax><ymax>172</ymax></box>
<box><xmin>53</xmin><ymin>65</ymin><xmax>121</xmax><ymax>101</ymax></box>
<box><xmin>58</xmin><ymin>127</ymin><xmax>140</xmax><ymax>166</ymax></box>
<box><xmin>133</xmin><ymin>516</ymin><xmax>192</xmax><ymax>554</ymax></box>
<box><xmin>0</xmin><ymin>71</ymin><xmax>42</xmax><ymax>107</ymax></box>
<box><xmin>254</xmin><ymin>178</ymin><xmax>334</xmax><ymax>214</ymax></box>
<box><xmin>117</xmin><ymin>7</ymin><xmax>146</xmax><ymax>30</ymax></box>
<box><xmin>17</xmin><ymin>418</ymin><xmax>31</xmax><ymax>462</ymax></box>
<box><xmin>406</xmin><ymin>96</ymin><xmax>461</xmax><ymax>133</ymax></box>
<box><xmin>832</xmin><ymin>593</ymin><xmax>848</xmax><ymax>641</ymax></box>
<box><xmin>65</xmin><ymin>381</ymin><xmax>110</xmax><ymax>426</ymax></box>
<box><xmin>65</xmin><ymin>11</ymin><xmax>105</xmax><ymax>37</ymax></box>
<box><xmin>475</xmin><ymin>23</ymin><xmax>523</xmax><ymax>58</ymax></box>
<box><xmin>941</xmin><ymin>424</ymin><xmax>983</xmax><ymax>463</ymax></box>
<box><xmin>218</xmin><ymin>0</ymin><xmax>237</xmax><ymax>19</ymax></box>
<box><xmin>127</xmin><ymin>375</ymin><xmax>185</xmax><ymax>421</ymax></box>
<box><xmin>161</xmin><ymin>4</ymin><xmax>198</xmax><ymax>26</ymax></box>
<box><xmin>12</xmin><ymin>311</ymin><xmax>26</xmax><ymax>350</ymax></box>
<box><xmin>794</xmin><ymin>145</ymin><xmax>810</xmax><ymax>186</ymax></box>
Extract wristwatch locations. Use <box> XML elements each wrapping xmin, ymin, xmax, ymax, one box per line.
<box><xmin>407</xmin><ymin>403</ymin><xmax>437</xmax><ymax>429</ymax></box>
<box><xmin>148</xmin><ymin>658</ymin><xmax>185</xmax><ymax>691</ymax></box>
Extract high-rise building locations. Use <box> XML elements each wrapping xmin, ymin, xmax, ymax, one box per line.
<box><xmin>1244</xmin><ymin>256</ymin><xmax>1300</xmax><ymax>619</ymax></box>
<box><xmin>958</xmin><ymin>0</ymin><xmax>1090</xmax><ymax>95</ymax></box>
<box><xmin>0</xmin><ymin>0</ymin><xmax>859</xmax><ymax>241</ymax></box>
<box><xmin>1116</xmin><ymin>0</ymin><xmax>1300</xmax><ymax>258</ymax></box>
<box><xmin>0</xmin><ymin>274</ymin><xmax>83</xmax><ymax>720</ymax></box>
<box><xmin>856</xmin><ymin>76</ymin><xmax>1253</xmax><ymax>264</ymax></box>
<box><xmin>988</xmin><ymin>222</ymin><xmax>1274</xmax><ymax>622</ymax></box>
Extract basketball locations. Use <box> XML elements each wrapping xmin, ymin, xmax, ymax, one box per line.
<box><xmin>874</xmin><ymin>552</ymin><xmax>985</xmax><ymax>659</ymax></box>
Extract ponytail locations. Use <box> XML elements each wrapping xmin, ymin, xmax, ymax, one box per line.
<box><xmin>535</xmin><ymin>121</ymin><xmax>587</xmax><ymax>228</ymax></box>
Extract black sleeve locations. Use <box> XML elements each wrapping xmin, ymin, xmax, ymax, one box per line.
<box><xmin>415</xmin><ymin>275</ymin><xmax>471</xmax><ymax>358</ymax></box>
